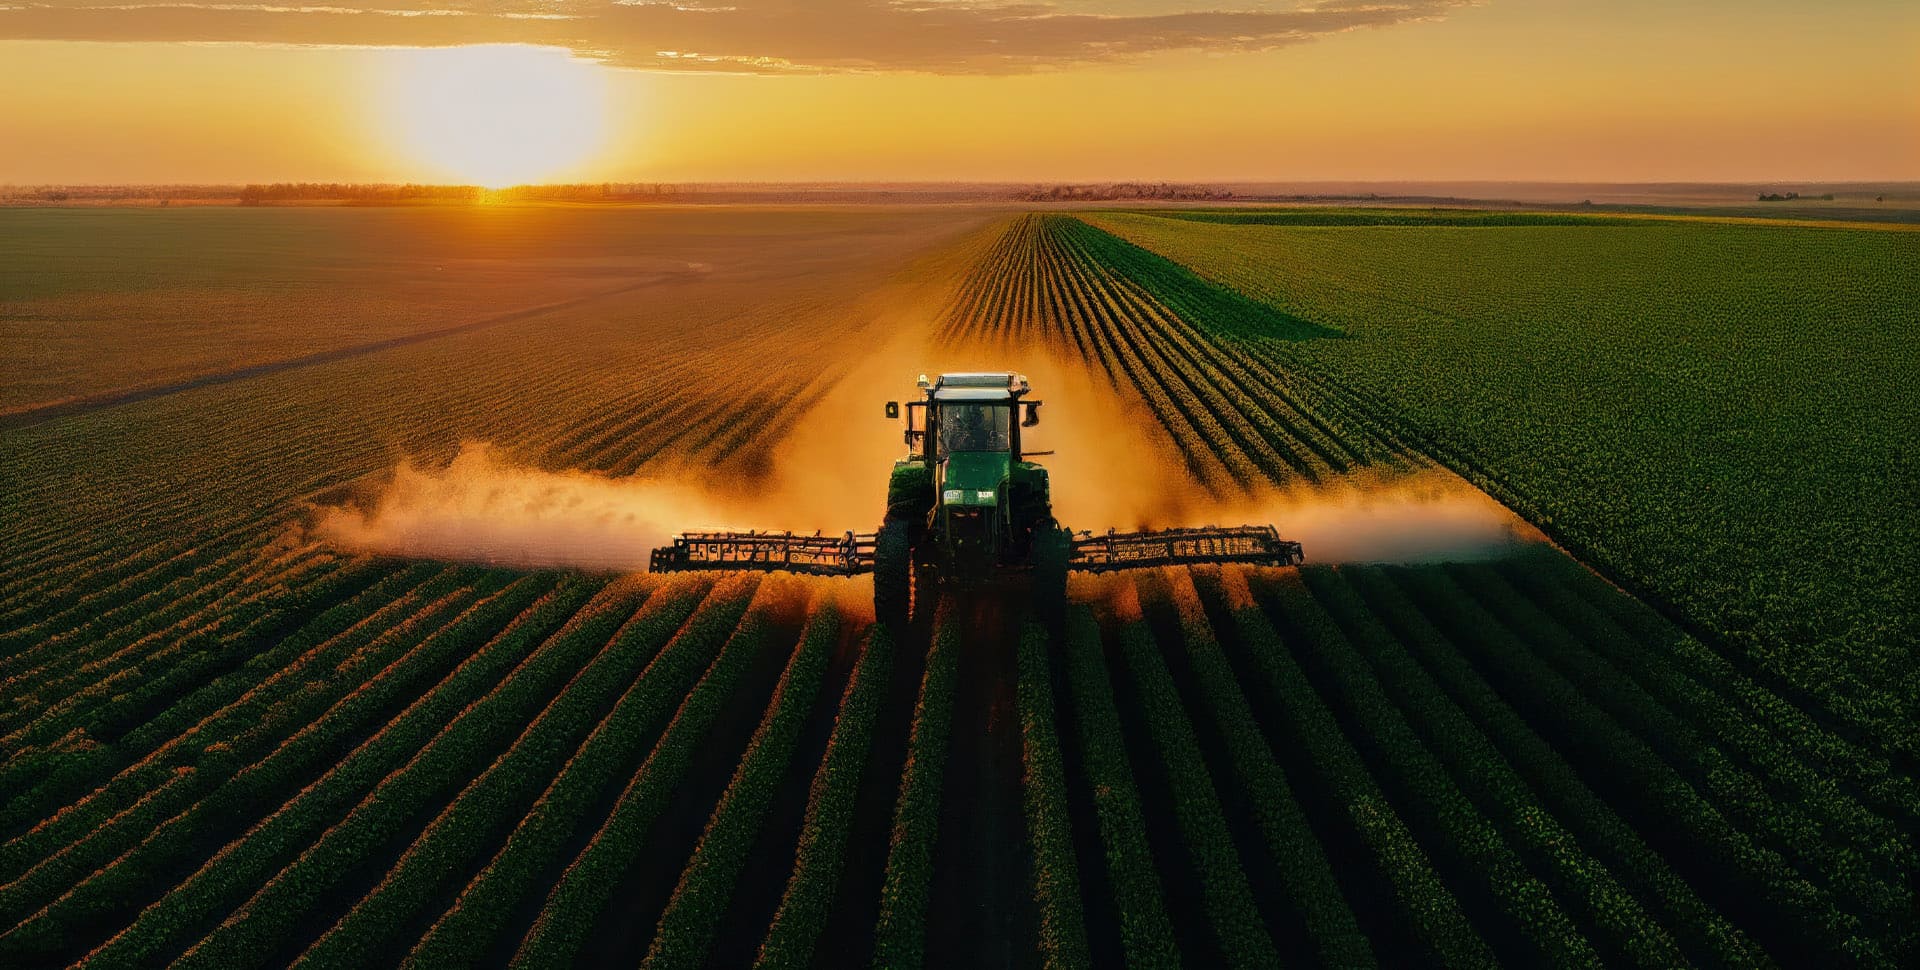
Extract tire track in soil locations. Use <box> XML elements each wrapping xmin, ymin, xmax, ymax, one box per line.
<box><xmin>924</xmin><ymin>593</ymin><xmax>1038</xmax><ymax>970</ymax></box>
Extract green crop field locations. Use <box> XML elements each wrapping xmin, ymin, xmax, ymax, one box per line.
<box><xmin>1085</xmin><ymin>210</ymin><xmax>1920</xmax><ymax>764</ymax></box>
<box><xmin>1</xmin><ymin>204</ymin><xmax>1913</xmax><ymax>968</ymax></box>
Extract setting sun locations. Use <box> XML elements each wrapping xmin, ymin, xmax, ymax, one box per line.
<box><xmin>380</xmin><ymin>45</ymin><xmax>608</xmax><ymax>188</ymax></box>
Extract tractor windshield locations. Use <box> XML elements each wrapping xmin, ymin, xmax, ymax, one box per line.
<box><xmin>940</xmin><ymin>402</ymin><xmax>1011</xmax><ymax>453</ymax></box>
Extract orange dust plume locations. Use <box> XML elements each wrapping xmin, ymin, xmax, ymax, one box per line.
<box><xmin>313</xmin><ymin>339</ymin><xmax>1546</xmax><ymax>572</ymax></box>
<box><xmin>310</xmin><ymin>442</ymin><xmax>796</xmax><ymax>571</ymax></box>
<box><xmin>1226</xmin><ymin>467</ymin><xmax>1548</xmax><ymax>565</ymax></box>
<box><xmin>701</xmin><ymin>328</ymin><xmax>1207</xmax><ymax>536</ymax></box>
<box><xmin>917</xmin><ymin>338</ymin><xmax>1548</xmax><ymax>565</ymax></box>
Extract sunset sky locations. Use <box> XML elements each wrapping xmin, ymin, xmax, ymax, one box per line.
<box><xmin>0</xmin><ymin>1</ymin><xmax>1914</xmax><ymax>184</ymax></box>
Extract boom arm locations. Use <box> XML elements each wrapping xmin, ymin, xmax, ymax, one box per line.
<box><xmin>1068</xmin><ymin>525</ymin><xmax>1302</xmax><ymax>572</ymax></box>
<box><xmin>649</xmin><ymin>524</ymin><xmax>1301</xmax><ymax>576</ymax></box>
<box><xmin>649</xmin><ymin>531</ymin><xmax>874</xmax><ymax>576</ymax></box>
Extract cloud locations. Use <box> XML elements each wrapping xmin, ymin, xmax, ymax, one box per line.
<box><xmin>0</xmin><ymin>1</ymin><xmax>1473</xmax><ymax>73</ymax></box>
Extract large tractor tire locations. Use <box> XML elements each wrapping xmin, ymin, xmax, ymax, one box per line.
<box><xmin>1031</xmin><ymin>522</ymin><xmax>1070</xmax><ymax>635</ymax></box>
<box><xmin>886</xmin><ymin>463</ymin><xmax>935</xmax><ymax>541</ymax></box>
<box><xmin>874</xmin><ymin>515</ymin><xmax>913</xmax><ymax>629</ymax></box>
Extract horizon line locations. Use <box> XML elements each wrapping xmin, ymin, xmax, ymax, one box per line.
<box><xmin>6</xmin><ymin>178</ymin><xmax>1920</xmax><ymax>189</ymax></box>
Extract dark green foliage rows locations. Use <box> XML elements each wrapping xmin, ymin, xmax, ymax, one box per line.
<box><xmin>1</xmin><ymin>207</ymin><xmax>1911</xmax><ymax>969</ymax></box>
<box><xmin>1092</xmin><ymin>209</ymin><xmax>1920</xmax><ymax>766</ymax></box>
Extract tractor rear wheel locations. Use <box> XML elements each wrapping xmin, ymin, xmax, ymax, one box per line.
<box><xmin>874</xmin><ymin>515</ymin><xmax>913</xmax><ymax>629</ymax></box>
<box><xmin>1031</xmin><ymin>522</ymin><xmax>1070</xmax><ymax>634</ymax></box>
<box><xmin>886</xmin><ymin>463</ymin><xmax>935</xmax><ymax>543</ymax></box>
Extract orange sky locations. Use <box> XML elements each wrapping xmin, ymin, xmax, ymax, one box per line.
<box><xmin>0</xmin><ymin>1</ymin><xmax>1914</xmax><ymax>184</ymax></box>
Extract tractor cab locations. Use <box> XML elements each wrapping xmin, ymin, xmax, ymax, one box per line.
<box><xmin>894</xmin><ymin>371</ymin><xmax>1040</xmax><ymax>462</ymax></box>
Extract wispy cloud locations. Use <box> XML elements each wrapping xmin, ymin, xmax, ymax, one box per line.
<box><xmin>0</xmin><ymin>1</ymin><xmax>1475</xmax><ymax>73</ymax></box>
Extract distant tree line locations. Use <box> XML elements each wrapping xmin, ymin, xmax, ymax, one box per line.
<box><xmin>1756</xmin><ymin>191</ymin><xmax>1835</xmax><ymax>202</ymax></box>
<box><xmin>1016</xmin><ymin>182</ymin><xmax>1234</xmax><ymax>202</ymax></box>
<box><xmin>237</xmin><ymin>183</ymin><xmax>486</xmax><ymax>204</ymax></box>
<box><xmin>499</xmin><ymin>183</ymin><xmax>705</xmax><ymax>200</ymax></box>
<box><xmin>237</xmin><ymin>182</ymin><xmax>934</xmax><ymax>203</ymax></box>
<box><xmin>7</xmin><ymin>181</ymin><xmax>1244</xmax><ymax>207</ymax></box>
<box><xmin>0</xmin><ymin>185</ymin><xmax>236</xmax><ymax>203</ymax></box>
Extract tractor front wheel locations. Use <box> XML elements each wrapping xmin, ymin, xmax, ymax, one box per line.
<box><xmin>874</xmin><ymin>515</ymin><xmax>913</xmax><ymax>629</ymax></box>
<box><xmin>886</xmin><ymin>463</ymin><xmax>935</xmax><ymax>544</ymax></box>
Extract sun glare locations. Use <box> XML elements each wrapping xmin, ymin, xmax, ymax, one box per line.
<box><xmin>381</xmin><ymin>45</ymin><xmax>609</xmax><ymax>188</ymax></box>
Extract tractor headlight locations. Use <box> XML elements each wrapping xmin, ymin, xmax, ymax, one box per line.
<box><xmin>974</xmin><ymin>489</ymin><xmax>996</xmax><ymax>503</ymax></box>
<box><xmin>942</xmin><ymin>488</ymin><xmax>963</xmax><ymax>504</ymax></box>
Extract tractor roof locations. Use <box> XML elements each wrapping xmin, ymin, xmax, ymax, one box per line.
<box><xmin>937</xmin><ymin>372</ymin><xmax>1019</xmax><ymax>388</ymax></box>
<box><xmin>928</xmin><ymin>372</ymin><xmax>1029</xmax><ymax>401</ymax></box>
<box><xmin>934</xmin><ymin>388</ymin><xmax>1015</xmax><ymax>401</ymax></box>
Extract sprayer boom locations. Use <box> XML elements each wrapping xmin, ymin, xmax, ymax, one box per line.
<box><xmin>647</xmin><ymin>370</ymin><xmax>1303</xmax><ymax>624</ymax></box>
<box><xmin>1070</xmin><ymin>524</ymin><xmax>1302</xmax><ymax>572</ymax></box>
<box><xmin>648</xmin><ymin>523</ymin><xmax>1300</xmax><ymax>577</ymax></box>
<box><xmin>649</xmin><ymin>530</ymin><xmax>874</xmax><ymax>576</ymax></box>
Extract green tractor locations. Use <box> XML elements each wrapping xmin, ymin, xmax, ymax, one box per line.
<box><xmin>650</xmin><ymin>370</ymin><xmax>1303</xmax><ymax>626</ymax></box>
<box><xmin>873</xmin><ymin>372</ymin><xmax>1070</xmax><ymax>627</ymax></box>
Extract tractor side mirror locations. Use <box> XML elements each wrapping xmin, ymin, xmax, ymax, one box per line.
<box><xmin>885</xmin><ymin>401</ymin><xmax>900</xmax><ymax>419</ymax></box>
<box><xmin>1022</xmin><ymin>402</ymin><xmax>1041</xmax><ymax>427</ymax></box>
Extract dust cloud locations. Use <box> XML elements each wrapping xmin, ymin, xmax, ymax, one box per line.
<box><xmin>910</xmin><ymin>340</ymin><xmax>1546</xmax><ymax>565</ymax></box>
<box><xmin>314</xmin><ymin>337</ymin><xmax>1544</xmax><ymax>571</ymax></box>
<box><xmin>312</xmin><ymin>443</ymin><xmax>770</xmax><ymax>572</ymax></box>
<box><xmin>1211</xmin><ymin>468</ymin><xmax>1545</xmax><ymax>564</ymax></box>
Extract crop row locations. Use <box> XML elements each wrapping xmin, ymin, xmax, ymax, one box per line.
<box><xmin>1109</xmin><ymin>582</ymin><xmax>1279</xmax><ymax>968</ymax></box>
<box><xmin>754</xmin><ymin>621</ymin><xmax>897</xmax><ymax>969</ymax></box>
<box><xmin>1494</xmin><ymin>554</ymin><xmax>1918</xmax><ymax>880</ymax></box>
<box><xmin>2</xmin><ymin>568</ymin><xmax>553</xmax><ymax>965</ymax></box>
<box><xmin>0</xmin><ymin>553</ymin><xmax>373</xmax><ymax>787</ymax></box>
<box><xmin>927</xmin><ymin>557</ymin><xmax>1912</xmax><ymax>967</ymax></box>
<box><xmin>1381</xmin><ymin>564</ymin><xmax>1895</xmax><ymax>965</ymax></box>
<box><xmin>1082</xmin><ymin>210</ymin><xmax>1918</xmax><ymax>769</ymax></box>
<box><xmin>509</xmin><ymin>576</ymin><xmax>775</xmax><ymax>968</ymax></box>
<box><xmin>935</xmin><ymin>214</ymin><xmax>1408</xmax><ymax>496</ymax></box>
<box><xmin>0</xmin><ymin>561</ymin><xmax>462</xmax><ymax>884</ymax></box>
<box><xmin>869</xmin><ymin>600</ymin><xmax>962</xmax><ymax>970</ymax></box>
<box><xmin>1205</xmin><ymin>570</ymin><xmax>1496</xmax><ymax>967</ymax></box>
<box><xmin>0</xmin><ymin>555</ymin><xmax>401</xmax><ymax>844</ymax></box>
<box><xmin>1326</xmin><ymin>565</ymin><xmax>1769</xmax><ymax>967</ymax></box>
<box><xmin>387</xmin><ymin>575</ymin><xmax>746</xmax><ymax>969</ymax></box>
<box><xmin>169</xmin><ymin>575</ymin><xmax>703</xmax><ymax>970</ymax></box>
<box><xmin>1181</xmin><ymin>561</ymin><xmax>1867</xmax><ymax>966</ymax></box>
<box><xmin>64</xmin><ymin>575</ymin><xmax>640</xmax><ymax>969</ymax></box>
<box><xmin>642</xmin><ymin>598</ymin><xmax>839</xmax><ymax>969</ymax></box>
<box><xmin>938</xmin><ymin>211</ymin><xmax>1915</xmax><ymax>964</ymax></box>
<box><xmin>284</xmin><ymin>576</ymin><xmax>721</xmax><ymax>969</ymax></box>
<box><xmin>1468</xmin><ymin>561</ymin><xmax>1912</xmax><ymax>937</ymax></box>
<box><xmin>1149</xmin><ymin>569</ymin><xmax>1373</xmax><ymax>968</ymax></box>
<box><xmin>0</xmin><ymin>534</ymin><xmax>287</xmax><ymax>721</ymax></box>
<box><xmin>1014</xmin><ymin>619</ymin><xmax>1091</xmax><ymax>970</ymax></box>
<box><xmin>1059</xmin><ymin>607</ymin><xmax>1181</xmax><ymax>967</ymax></box>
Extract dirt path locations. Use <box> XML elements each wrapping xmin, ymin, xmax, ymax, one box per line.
<box><xmin>924</xmin><ymin>593</ymin><xmax>1038</xmax><ymax>969</ymax></box>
